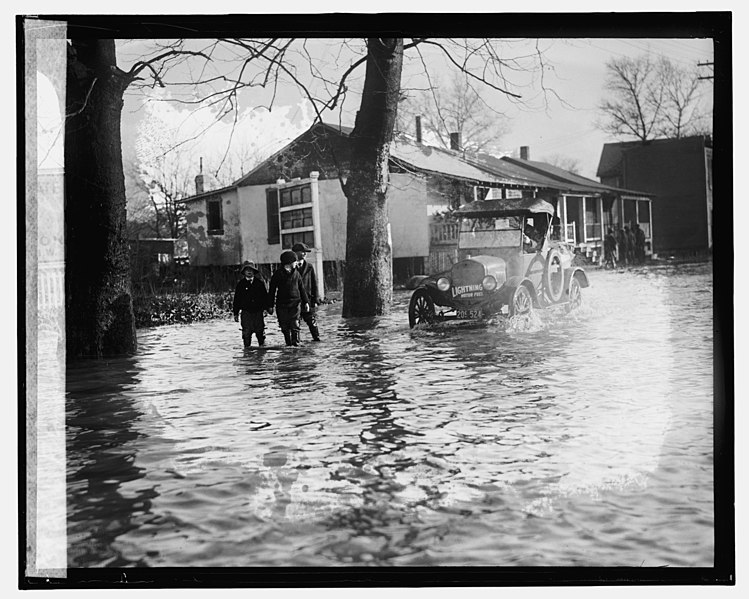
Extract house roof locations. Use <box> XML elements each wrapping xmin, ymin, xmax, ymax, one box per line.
<box><xmin>181</xmin><ymin>121</ymin><xmax>653</xmax><ymax>203</ymax></box>
<box><xmin>390</xmin><ymin>139</ymin><xmax>528</xmax><ymax>187</ymax></box>
<box><xmin>179</xmin><ymin>183</ymin><xmax>237</xmax><ymax>203</ymax></box>
<box><xmin>230</xmin><ymin>122</ymin><xmax>354</xmax><ymax>189</ymax></box>
<box><xmin>596</xmin><ymin>135</ymin><xmax>711</xmax><ymax>179</ymax></box>
<box><xmin>499</xmin><ymin>155</ymin><xmax>651</xmax><ymax>197</ymax></box>
<box><xmin>456</xmin><ymin>197</ymin><xmax>555</xmax><ymax>217</ymax></box>
<box><xmin>470</xmin><ymin>153</ymin><xmax>602</xmax><ymax>193</ymax></box>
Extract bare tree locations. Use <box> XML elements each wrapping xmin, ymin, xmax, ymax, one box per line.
<box><xmin>341</xmin><ymin>38</ymin><xmax>403</xmax><ymax>316</ymax></box>
<box><xmin>124</xmin><ymin>156</ymin><xmax>158</xmax><ymax>239</ymax></box>
<box><xmin>119</xmin><ymin>37</ymin><xmax>548</xmax><ymax>317</ymax></box>
<box><xmin>397</xmin><ymin>71</ymin><xmax>510</xmax><ymax>155</ymax></box>
<box><xmin>656</xmin><ymin>57</ymin><xmax>710</xmax><ymax>138</ymax></box>
<box><xmin>135</xmin><ymin>136</ymin><xmax>192</xmax><ymax>239</ymax></box>
<box><xmin>63</xmin><ymin>35</ymin><xmax>550</xmax><ymax>352</ymax></box>
<box><xmin>598</xmin><ymin>55</ymin><xmax>664</xmax><ymax>142</ymax></box>
<box><xmin>598</xmin><ymin>54</ymin><xmax>709</xmax><ymax>142</ymax></box>
<box><xmin>64</xmin><ymin>38</ymin><xmax>210</xmax><ymax>357</ymax></box>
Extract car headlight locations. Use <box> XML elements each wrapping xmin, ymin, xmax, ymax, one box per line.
<box><xmin>436</xmin><ymin>277</ymin><xmax>451</xmax><ymax>292</ymax></box>
<box><xmin>481</xmin><ymin>275</ymin><xmax>498</xmax><ymax>291</ymax></box>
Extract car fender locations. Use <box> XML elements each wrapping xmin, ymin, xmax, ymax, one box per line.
<box><xmin>417</xmin><ymin>278</ymin><xmax>453</xmax><ymax>307</ymax></box>
<box><xmin>563</xmin><ymin>267</ymin><xmax>590</xmax><ymax>289</ymax></box>
<box><xmin>405</xmin><ymin>275</ymin><xmax>429</xmax><ymax>290</ymax></box>
<box><xmin>502</xmin><ymin>275</ymin><xmax>540</xmax><ymax>306</ymax></box>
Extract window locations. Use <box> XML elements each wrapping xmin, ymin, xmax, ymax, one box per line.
<box><xmin>280</xmin><ymin>207</ymin><xmax>313</xmax><ymax>230</ymax></box>
<box><xmin>282</xmin><ymin>231</ymin><xmax>314</xmax><ymax>249</ymax></box>
<box><xmin>584</xmin><ymin>197</ymin><xmax>601</xmax><ymax>240</ymax></box>
<box><xmin>637</xmin><ymin>200</ymin><xmax>650</xmax><ymax>223</ymax></box>
<box><xmin>278</xmin><ymin>183</ymin><xmax>314</xmax><ymax>248</ymax></box>
<box><xmin>266</xmin><ymin>188</ymin><xmax>280</xmax><ymax>244</ymax></box>
<box><xmin>623</xmin><ymin>199</ymin><xmax>637</xmax><ymax>226</ymax></box>
<box><xmin>207</xmin><ymin>199</ymin><xmax>223</xmax><ymax>234</ymax></box>
<box><xmin>280</xmin><ymin>184</ymin><xmax>312</xmax><ymax>208</ymax></box>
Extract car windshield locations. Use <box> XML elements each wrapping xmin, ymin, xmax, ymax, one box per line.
<box><xmin>458</xmin><ymin>216</ymin><xmax>522</xmax><ymax>249</ymax></box>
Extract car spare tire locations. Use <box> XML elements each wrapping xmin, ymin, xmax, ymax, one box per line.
<box><xmin>544</xmin><ymin>248</ymin><xmax>564</xmax><ymax>303</ymax></box>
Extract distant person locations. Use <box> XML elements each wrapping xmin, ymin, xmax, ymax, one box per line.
<box><xmin>232</xmin><ymin>261</ymin><xmax>269</xmax><ymax>348</ymax></box>
<box><xmin>603</xmin><ymin>228</ymin><xmax>617</xmax><ymax>269</ymax></box>
<box><xmin>626</xmin><ymin>225</ymin><xmax>636</xmax><ymax>265</ymax></box>
<box><xmin>634</xmin><ymin>223</ymin><xmax>646</xmax><ymax>264</ymax></box>
<box><xmin>268</xmin><ymin>250</ymin><xmax>309</xmax><ymax>347</ymax></box>
<box><xmin>617</xmin><ymin>227</ymin><xmax>628</xmax><ymax>266</ymax></box>
<box><xmin>292</xmin><ymin>242</ymin><xmax>321</xmax><ymax>342</ymax></box>
<box><xmin>523</xmin><ymin>222</ymin><xmax>543</xmax><ymax>252</ymax></box>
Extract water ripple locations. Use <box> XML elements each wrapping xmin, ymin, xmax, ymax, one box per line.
<box><xmin>66</xmin><ymin>263</ymin><xmax>714</xmax><ymax>567</ymax></box>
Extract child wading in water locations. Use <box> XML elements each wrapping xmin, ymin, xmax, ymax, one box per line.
<box><xmin>268</xmin><ymin>250</ymin><xmax>309</xmax><ymax>347</ymax></box>
<box><xmin>232</xmin><ymin>260</ymin><xmax>270</xmax><ymax>348</ymax></box>
<box><xmin>292</xmin><ymin>242</ymin><xmax>321</xmax><ymax>341</ymax></box>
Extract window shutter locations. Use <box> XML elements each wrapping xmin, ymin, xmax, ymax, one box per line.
<box><xmin>266</xmin><ymin>188</ymin><xmax>280</xmax><ymax>244</ymax></box>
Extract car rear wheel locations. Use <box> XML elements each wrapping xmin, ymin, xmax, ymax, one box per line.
<box><xmin>408</xmin><ymin>289</ymin><xmax>436</xmax><ymax>328</ymax></box>
<box><xmin>509</xmin><ymin>285</ymin><xmax>533</xmax><ymax>316</ymax></box>
<box><xmin>567</xmin><ymin>277</ymin><xmax>583</xmax><ymax>311</ymax></box>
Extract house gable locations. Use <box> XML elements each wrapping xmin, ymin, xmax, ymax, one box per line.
<box><xmin>236</xmin><ymin>123</ymin><xmax>353</xmax><ymax>186</ymax></box>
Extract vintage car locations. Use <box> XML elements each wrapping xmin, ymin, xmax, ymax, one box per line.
<box><xmin>408</xmin><ymin>197</ymin><xmax>589</xmax><ymax>327</ymax></box>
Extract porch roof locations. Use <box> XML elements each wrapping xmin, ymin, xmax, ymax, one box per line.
<box><xmin>455</xmin><ymin>197</ymin><xmax>555</xmax><ymax>217</ymax></box>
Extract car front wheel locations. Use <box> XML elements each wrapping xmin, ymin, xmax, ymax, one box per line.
<box><xmin>509</xmin><ymin>285</ymin><xmax>533</xmax><ymax>316</ymax></box>
<box><xmin>408</xmin><ymin>289</ymin><xmax>436</xmax><ymax>328</ymax></box>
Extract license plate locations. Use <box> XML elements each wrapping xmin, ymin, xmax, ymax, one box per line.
<box><xmin>456</xmin><ymin>309</ymin><xmax>482</xmax><ymax>319</ymax></box>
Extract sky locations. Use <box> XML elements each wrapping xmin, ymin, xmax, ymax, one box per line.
<box><xmin>495</xmin><ymin>38</ymin><xmax>714</xmax><ymax>176</ymax></box>
<box><xmin>118</xmin><ymin>34</ymin><xmax>714</xmax><ymax>184</ymax></box>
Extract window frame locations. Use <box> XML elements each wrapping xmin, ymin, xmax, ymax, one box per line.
<box><xmin>206</xmin><ymin>198</ymin><xmax>224</xmax><ymax>235</ymax></box>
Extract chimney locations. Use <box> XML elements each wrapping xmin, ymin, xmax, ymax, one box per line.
<box><xmin>520</xmin><ymin>146</ymin><xmax>530</xmax><ymax>160</ymax></box>
<box><xmin>450</xmin><ymin>132</ymin><xmax>461</xmax><ymax>152</ymax></box>
<box><xmin>195</xmin><ymin>157</ymin><xmax>204</xmax><ymax>195</ymax></box>
<box><xmin>415</xmin><ymin>116</ymin><xmax>422</xmax><ymax>144</ymax></box>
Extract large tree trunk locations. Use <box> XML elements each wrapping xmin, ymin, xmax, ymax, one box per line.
<box><xmin>342</xmin><ymin>38</ymin><xmax>403</xmax><ymax>317</ymax></box>
<box><xmin>65</xmin><ymin>39</ymin><xmax>137</xmax><ymax>357</ymax></box>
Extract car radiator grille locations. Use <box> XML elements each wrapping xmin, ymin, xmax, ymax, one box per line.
<box><xmin>451</xmin><ymin>261</ymin><xmax>486</xmax><ymax>288</ymax></box>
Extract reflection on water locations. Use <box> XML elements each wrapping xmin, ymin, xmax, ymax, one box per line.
<box><xmin>66</xmin><ymin>263</ymin><xmax>714</xmax><ymax>567</ymax></box>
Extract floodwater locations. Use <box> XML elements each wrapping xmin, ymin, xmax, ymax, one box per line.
<box><xmin>66</xmin><ymin>262</ymin><xmax>714</xmax><ymax>568</ymax></box>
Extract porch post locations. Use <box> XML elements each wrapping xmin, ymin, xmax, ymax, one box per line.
<box><xmin>582</xmin><ymin>196</ymin><xmax>588</xmax><ymax>244</ymax></box>
<box><xmin>310</xmin><ymin>171</ymin><xmax>325</xmax><ymax>299</ymax></box>
<box><xmin>562</xmin><ymin>195</ymin><xmax>568</xmax><ymax>242</ymax></box>
<box><xmin>648</xmin><ymin>198</ymin><xmax>654</xmax><ymax>254</ymax></box>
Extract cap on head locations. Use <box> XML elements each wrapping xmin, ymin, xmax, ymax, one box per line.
<box><xmin>291</xmin><ymin>242</ymin><xmax>311</xmax><ymax>253</ymax></box>
<box><xmin>280</xmin><ymin>250</ymin><xmax>298</xmax><ymax>265</ymax></box>
<box><xmin>240</xmin><ymin>260</ymin><xmax>258</xmax><ymax>275</ymax></box>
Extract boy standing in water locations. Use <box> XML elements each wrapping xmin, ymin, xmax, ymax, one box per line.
<box><xmin>233</xmin><ymin>261</ymin><xmax>269</xmax><ymax>348</ymax></box>
<box><xmin>268</xmin><ymin>250</ymin><xmax>309</xmax><ymax>347</ymax></box>
<box><xmin>292</xmin><ymin>242</ymin><xmax>321</xmax><ymax>342</ymax></box>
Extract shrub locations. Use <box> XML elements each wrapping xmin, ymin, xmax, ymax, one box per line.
<box><xmin>133</xmin><ymin>292</ymin><xmax>234</xmax><ymax>328</ymax></box>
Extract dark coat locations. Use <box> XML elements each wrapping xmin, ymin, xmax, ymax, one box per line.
<box><xmin>233</xmin><ymin>276</ymin><xmax>270</xmax><ymax>317</ymax></box>
<box><xmin>296</xmin><ymin>260</ymin><xmax>318</xmax><ymax>305</ymax></box>
<box><xmin>604</xmin><ymin>232</ymin><xmax>616</xmax><ymax>252</ymax></box>
<box><xmin>269</xmin><ymin>267</ymin><xmax>309</xmax><ymax>309</ymax></box>
<box><xmin>618</xmin><ymin>229</ymin><xmax>629</xmax><ymax>250</ymax></box>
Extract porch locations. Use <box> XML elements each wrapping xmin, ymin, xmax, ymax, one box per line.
<box><xmin>555</xmin><ymin>194</ymin><xmax>654</xmax><ymax>261</ymax></box>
